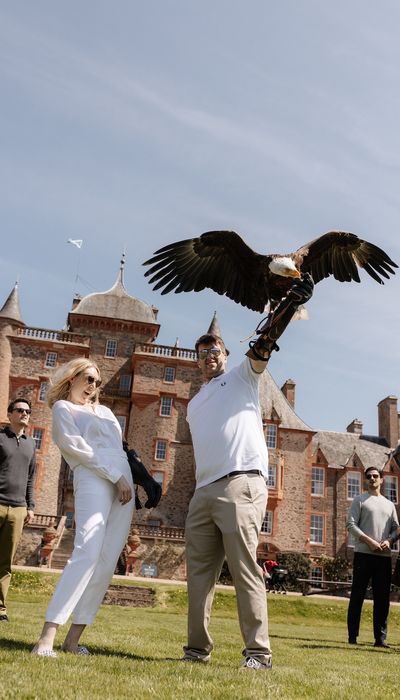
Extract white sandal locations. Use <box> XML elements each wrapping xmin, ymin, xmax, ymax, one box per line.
<box><xmin>31</xmin><ymin>647</ymin><xmax>58</xmax><ymax>657</ymax></box>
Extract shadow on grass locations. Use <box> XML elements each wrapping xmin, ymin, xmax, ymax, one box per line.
<box><xmin>271</xmin><ymin>633</ymin><xmax>400</xmax><ymax>651</ymax></box>
<box><xmin>297</xmin><ymin>641</ymin><xmax>400</xmax><ymax>653</ymax></box>
<box><xmin>0</xmin><ymin>637</ymin><xmax>185</xmax><ymax>662</ymax></box>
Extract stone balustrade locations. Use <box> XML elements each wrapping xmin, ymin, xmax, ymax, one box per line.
<box><xmin>136</xmin><ymin>524</ymin><xmax>185</xmax><ymax>541</ymax></box>
<box><xmin>16</xmin><ymin>326</ymin><xmax>90</xmax><ymax>345</ymax></box>
<box><xmin>134</xmin><ymin>342</ymin><xmax>197</xmax><ymax>361</ymax></box>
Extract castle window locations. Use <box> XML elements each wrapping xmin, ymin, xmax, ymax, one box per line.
<box><xmin>261</xmin><ymin>510</ymin><xmax>273</xmax><ymax>535</ymax></box>
<box><xmin>116</xmin><ymin>415</ymin><xmax>126</xmax><ymax>436</ymax></box>
<box><xmin>38</xmin><ymin>382</ymin><xmax>48</xmax><ymax>402</ymax></box>
<box><xmin>164</xmin><ymin>366</ymin><xmax>176</xmax><ymax>383</ymax></box>
<box><xmin>119</xmin><ymin>374</ymin><xmax>132</xmax><ymax>395</ymax></box>
<box><xmin>45</xmin><ymin>352</ymin><xmax>57</xmax><ymax>368</ymax></box>
<box><xmin>155</xmin><ymin>439</ymin><xmax>167</xmax><ymax>460</ymax></box>
<box><xmin>105</xmin><ymin>339</ymin><xmax>117</xmax><ymax>358</ymax></box>
<box><xmin>384</xmin><ymin>475</ymin><xmax>398</xmax><ymax>504</ymax></box>
<box><xmin>310</xmin><ymin>566</ymin><xmax>323</xmax><ymax>587</ymax></box>
<box><xmin>310</xmin><ymin>514</ymin><xmax>324</xmax><ymax>544</ymax></box>
<box><xmin>347</xmin><ymin>471</ymin><xmax>361</xmax><ymax>500</ymax></box>
<box><xmin>311</xmin><ymin>467</ymin><xmax>325</xmax><ymax>496</ymax></box>
<box><xmin>32</xmin><ymin>428</ymin><xmax>44</xmax><ymax>450</ymax></box>
<box><xmin>267</xmin><ymin>465</ymin><xmax>277</xmax><ymax>489</ymax></box>
<box><xmin>266</xmin><ymin>424</ymin><xmax>277</xmax><ymax>449</ymax></box>
<box><xmin>160</xmin><ymin>396</ymin><xmax>173</xmax><ymax>417</ymax></box>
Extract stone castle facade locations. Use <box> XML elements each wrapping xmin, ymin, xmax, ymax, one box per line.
<box><xmin>1</xmin><ymin>263</ymin><xmax>399</xmax><ymax>580</ymax></box>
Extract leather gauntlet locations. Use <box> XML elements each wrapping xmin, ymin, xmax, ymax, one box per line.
<box><xmin>246</xmin><ymin>273</ymin><xmax>314</xmax><ymax>362</ymax></box>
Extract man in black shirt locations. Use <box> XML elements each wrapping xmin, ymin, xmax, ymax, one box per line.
<box><xmin>0</xmin><ymin>398</ymin><xmax>36</xmax><ymax>622</ymax></box>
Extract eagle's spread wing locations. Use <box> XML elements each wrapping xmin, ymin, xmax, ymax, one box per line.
<box><xmin>297</xmin><ymin>231</ymin><xmax>398</xmax><ymax>284</ymax></box>
<box><xmin>143</xmin><ymin>230</ymin><xmax>271</xmax><ymax>312</ymax></box>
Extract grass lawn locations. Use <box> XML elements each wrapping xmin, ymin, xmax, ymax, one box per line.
<box><xmin>1</xmin><ymin>571</ymin><xmax>399</xmax><ymax>700</ymax></box>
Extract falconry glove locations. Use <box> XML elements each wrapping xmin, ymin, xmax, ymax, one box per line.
<box><xmin>246</xmin><ymin>273</ymin><xmax>314</xmax><ymax>362</ymax></box>
<box><xmin>122</xmin><ymin>442</ymin><xmax>162</xmax><ymax>509</ymax></box>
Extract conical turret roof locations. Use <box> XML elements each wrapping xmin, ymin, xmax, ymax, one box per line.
<box><xmin>0</xmin><ymin>282</ymin><xmax>24</xmax><ymax>325</ymax></box>
<box><xmin>207</xmin><ymin>311</ymin><xmax>221</xmax><ymax>337</ymax></box>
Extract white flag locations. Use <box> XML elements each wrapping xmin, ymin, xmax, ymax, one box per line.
<box><xmin>67</xmin><ymin>239</ymin><xmax>83</xmax><ymax>249</ymax></box>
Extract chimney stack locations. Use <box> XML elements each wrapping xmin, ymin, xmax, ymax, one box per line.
<box><xmin>281</xmin><ymin>379</ymin><xmax>296</xmax><ymax>409</ymax></box>
<box><xmin>347</xmin><ymin>419</ymin><xmax>363</xmax><ymax>435</ymax></box>
<box><xmin>378</xmin><ymin>396</ymin><xmax>399</xmax><ymax>448</ymax></box>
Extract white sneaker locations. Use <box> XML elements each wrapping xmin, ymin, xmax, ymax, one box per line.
<box><xmin>240</xmin><ymin>656</ymin><xmax>272</xmax><ymax>670</ymax></box>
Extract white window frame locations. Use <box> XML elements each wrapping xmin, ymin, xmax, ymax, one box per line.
<box><xmin>105</xmin><ymin>338</ymin><xmax>117</xmax><ymax>358</ymax></box>
<box><xmin>266</xmin><ymin>424</ymin><xmax>277</xmax><ymax>449</ymax></box>
<box><xmin>163</xmin><ymin>366</ymin><xmax>176</xmax><ymax>383</ymax></box>
<box><xmin>45</xmin><ymin>352</ymin><xmax>57</xmax><ymax>368</ymax></box>
<box><xmin>32</xmin><ymin>427</ymin><xmax>44</xmax><ymax>450</ymax></box>
<box><xmin>116</xmin><ymin>415</ymin><xmax>126</xmax><ymax>436</ymax></box>
<box><xmin>38</xmin><ymin>381</ymin><xmax>48</xmax><ymax>402</ymax></box>
<box><xmin>384</xmin><ymin>475</ymin><xmax>398</xmax><ymax>504</ymax></box>
<box><xmin>261</xmin><ymin>510</ymin><xmax>273</xmax><ymax>535</ymax></box>
<box><xmin>267</xmin><ymin>465</ymin><xmax>277</xmax><ymax>489</ymax></box>
<box><xmin>160</xmin><ymin>396</ymin><xmax>173</xmax><ymax>417</ymax></box>
<box><xmin>311</xmin><ymin>566</ymin><xmax>323</xmax><ymax>586</ymax></box>
<box><xmin>311</xmin><ymin>467</ymin><xmax>325</xmax><ymax>497</ymax></box>
<box><xmin>155</xmin><ymin>439</ymin><xmax>167</xmax><ymax>461</ymax></box>
<box><xmin>347</xmin><ymin>471</ymin><xmax>361</xmax><ymax>501</ymax></box>
<box><xmin>310</xmin><ymin>514</ymin><xmax>324</xmax><ymax>545</ymax></box>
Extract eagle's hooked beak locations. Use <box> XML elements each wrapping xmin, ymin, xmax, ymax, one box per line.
<box><xmin>287</xmin><ymin>269</ymin><xmax>301</xmax><ymax>278</ymax></box>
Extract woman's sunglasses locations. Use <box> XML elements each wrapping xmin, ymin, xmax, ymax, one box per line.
<box><xmin>79</xmin><ymin>373</ymin><xmax>102</xmax><ymax>388</ymax></box>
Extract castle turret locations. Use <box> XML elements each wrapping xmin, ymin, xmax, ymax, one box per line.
<box><xmin>0</xmin><ymin>283</ymin><xmax>25</xmax><ymax>421</ymax></box>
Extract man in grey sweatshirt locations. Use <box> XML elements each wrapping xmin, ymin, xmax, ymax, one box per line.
<box><xmin>347</xmin><ymin>466</ymin><xmax>399</xmax><ymax>647</ymax></box>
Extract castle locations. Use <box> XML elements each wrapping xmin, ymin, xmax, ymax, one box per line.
<box><xmin>1</xmin><ymin>260</ymin><xmax>399</xmax><ymax>580</ymax></box>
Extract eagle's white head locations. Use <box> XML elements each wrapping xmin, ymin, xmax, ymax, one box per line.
<box><xmin>269</xmin><ymin>256</ymin><xmax>301</xmax><ymax>278</ymax></box>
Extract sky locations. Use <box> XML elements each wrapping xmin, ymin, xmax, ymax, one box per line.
<box><xmin>1</xmin><ymin>1</ymin><xmax>400</xmax><ymax>435</ymax></box>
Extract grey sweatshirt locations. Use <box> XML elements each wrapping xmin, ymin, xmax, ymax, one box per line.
<box><xmin>347</xmin><ymin>492</ymin><xmax>399</xmax><ymax>557</ymax></box>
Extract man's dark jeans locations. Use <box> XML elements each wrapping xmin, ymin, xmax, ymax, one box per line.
<box><xmin>347</xmin><ymin>551</ymin><xmax>392</xmax><ymax>643</ymax></box>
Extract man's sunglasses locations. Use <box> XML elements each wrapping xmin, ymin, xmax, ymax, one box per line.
<box><xmin>366</xmin><ymin>473</ymin><xmax>381</xmax><ymax>480</ymax></box>
<box><xmin>12</xmin><ymin>408</ymin><xmax>31</xmax><ymax>415</ymax></box>
<box><xmin>198</xmin><ymin>347</ymin><xmax>222</xmax><ymax>360</ymax></box>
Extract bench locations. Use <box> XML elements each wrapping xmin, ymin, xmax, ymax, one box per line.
<box><xmin>297</xmin><ymin>578</ymin><xmax>352</xmax><ymax>597</ymax></box>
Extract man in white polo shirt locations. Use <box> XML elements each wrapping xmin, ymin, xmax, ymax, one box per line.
<box><xmin>182</xmin><ymin>274</ymin><xmax>314</xmax><ymax>670</ymax></box>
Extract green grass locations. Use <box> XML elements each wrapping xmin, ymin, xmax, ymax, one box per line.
<box><xmin>1</xmin><ymin>572</ymin><xmax>400</xmax><ymax>699</ymax></box>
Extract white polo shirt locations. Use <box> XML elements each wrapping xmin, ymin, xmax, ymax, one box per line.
<box><xmin>187</xmin><ymin>357</ymin><xmax>268</xmax><ymax>489</ymax></box>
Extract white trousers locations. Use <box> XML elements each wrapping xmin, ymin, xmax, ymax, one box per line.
<box><xmin>46</xmin><ymin>451</ymin><xmax>134</xmax><ymax>625</ymax></box>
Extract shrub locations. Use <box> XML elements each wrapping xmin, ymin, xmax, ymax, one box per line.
<box><xmin>319</xmin><ymin>555</ymin><xmax>350</xmax><ymax>581</ymax></box>
<box><xmin>9</xmin><ymin>570</ymin><xmax>57</xmax><ymax>595</ymax></box>
<box><xmin>276</xmin><ymin>552</ymin><xmax>311</xmax><ymax>590</ymax></box>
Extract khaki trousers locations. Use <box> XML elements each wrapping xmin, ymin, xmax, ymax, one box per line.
<box><xmin>0</xmin><ymin>504</ymin><xmax>27</xmax><ymax>614</ymax></box>
<box><xmin>184</xmin><ymin>473</ymin><xmax>271</xmax><ymax>661</ymax></box>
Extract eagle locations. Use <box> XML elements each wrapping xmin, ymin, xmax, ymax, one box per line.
<box><xmin>143</xmin><ymin>230</ymin><xmax>397</xmax><ymax>313</ymax></box>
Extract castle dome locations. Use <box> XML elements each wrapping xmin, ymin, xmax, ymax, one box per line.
<box><xmin>70</xmin><ymin>259</ymin><xmax>158</xmax><ymax>324</ymax></box>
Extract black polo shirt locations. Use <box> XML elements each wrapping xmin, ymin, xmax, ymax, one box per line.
<box><xmin>0</xmin><ymin>426</ymin><xmax>36</xmax><ymax>509</ymax></box>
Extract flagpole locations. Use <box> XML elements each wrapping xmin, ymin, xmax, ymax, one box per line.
<box><xmin>67</xmin><ymin>239</ymin><xmax>83</xmax><ymax>300</ymax></box>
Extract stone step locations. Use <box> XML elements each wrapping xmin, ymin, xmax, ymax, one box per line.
<box><xmin>51</xmin><ymin>528</ymin><xmax>75</xmax><ymax>569</ymax></box>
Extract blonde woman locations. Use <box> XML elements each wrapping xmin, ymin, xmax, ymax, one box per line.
<box><xmin>32</xmin><ymin>358</ymin><xmax>134</xmax><ymax>657</ymax></box>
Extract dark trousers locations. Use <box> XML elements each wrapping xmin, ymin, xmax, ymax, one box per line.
<box><xmin>347</xmin><ymin>552</ymin><xmax>392</xmax><ymax>643</ymax></box>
